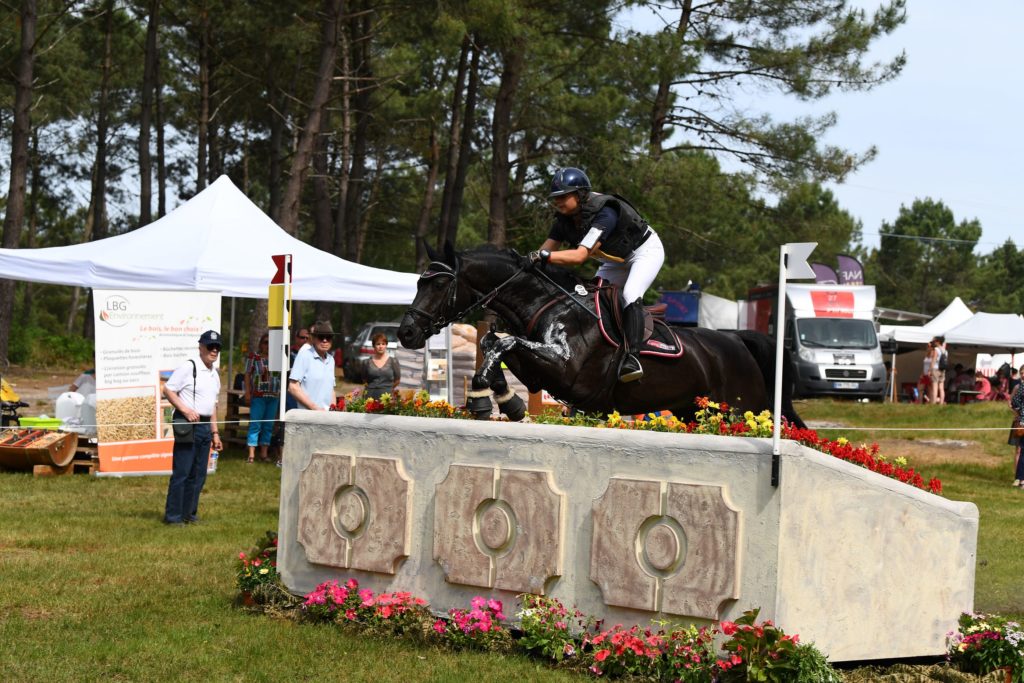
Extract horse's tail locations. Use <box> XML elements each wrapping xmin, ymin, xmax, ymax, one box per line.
<box><xmin>729</xmin><ymin>329</ymin><xmax>807</xmax><ymax>430</ymax></box>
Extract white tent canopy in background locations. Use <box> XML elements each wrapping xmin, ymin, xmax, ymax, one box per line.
<box><xmin>944</xmin><ymin>312</ymin><xmax>1024</xmax><ymax>353</ymax></box>
<box><xmin>0</xmin><ymin>175</ymin><xmax>418</xmax><ymax>304</ymax></box>
<box><xmin>878</xmin><ymin>297</ymin><xmax>975</xmax><ymax>345</ymax></box>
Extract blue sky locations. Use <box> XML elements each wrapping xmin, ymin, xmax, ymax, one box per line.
<box><xmin>620</xmin><ymin>1</ymin><xmax>1023</xmax><ymax>253</ymax></box>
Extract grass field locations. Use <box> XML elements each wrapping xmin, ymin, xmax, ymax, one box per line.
<box><xmin>0</xmin><ymin>399</ymin><xmax>1021</xmax><ymax>681</ymax></box>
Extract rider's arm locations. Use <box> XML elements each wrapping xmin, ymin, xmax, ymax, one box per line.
<box><xmin>540</xmin><ymin>237</ymin><xmax>592</xmax><ymax>265</ymax></box>
<box><xmin>547</xmin><ymin>243</ymin><xmax>598</xmax><ymax>265</ymax></box>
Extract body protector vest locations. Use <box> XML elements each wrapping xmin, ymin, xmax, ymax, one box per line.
<box><xmin>553</xmin><ymin>192</ymin><xmax>650</xmax><ymax>260</ymax></box>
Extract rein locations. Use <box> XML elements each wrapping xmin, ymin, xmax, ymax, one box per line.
<box><xmin>410</xmin><ymin>255</ymin><xmax>598</xmax><ymax>337</ymax></box>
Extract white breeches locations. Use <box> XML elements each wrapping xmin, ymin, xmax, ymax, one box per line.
<box><xmin>595</xmin><ymin>229</ymin><xmax>665</xmax><ymax>304</ymax></box>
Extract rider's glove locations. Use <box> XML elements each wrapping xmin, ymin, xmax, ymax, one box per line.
<box><xmin>527</xmin><ymin>250</ymin><xmax>550</xmax><ymax>268</ymax></box>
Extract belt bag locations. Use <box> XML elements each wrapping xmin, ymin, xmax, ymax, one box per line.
<box><xmin>172</xmin><ymin>360</ymin><xmax>199</xmax><ymax>444</ymax></box>
<box><xmin>172</xmin><ymin>414</ymin><xmax>194</xmax><ymax>443</ymax></box>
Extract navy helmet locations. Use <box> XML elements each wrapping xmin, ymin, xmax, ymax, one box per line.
<box><xmin>548</xmin><ymin>167</ymin><xmax>591</xmax><ymax>199</ymax></box>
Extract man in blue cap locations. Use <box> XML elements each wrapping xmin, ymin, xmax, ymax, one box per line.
<box><xmin>162</xmin><ymin>330</ymin><xmax>223</xmax><ymax>525</ymax></box>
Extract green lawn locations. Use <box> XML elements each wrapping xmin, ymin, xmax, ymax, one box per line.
<box><xmin>1</xmin><ymin>400</ymin><xmax>1020</xmax><ymax>681</ymax></box>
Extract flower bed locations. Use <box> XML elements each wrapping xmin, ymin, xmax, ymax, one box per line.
<box><xmin>338</xmin><ymin>393</ymin><xmax>943</xmax><ymax>495</ymax></box>
<box><xmin>233</xmin><ymin>533</ymin><xmax>842</xmax><ymax>680</ymax></box>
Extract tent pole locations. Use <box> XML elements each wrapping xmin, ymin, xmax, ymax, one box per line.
<box><xmin>889</xmin><ymin>349</ymin><xmax>897</xmax><ymax>403</ymax></box>
<box><xmin>228</xmin><ymin>297</ymin><xmax>236</xmax><ymax>389</ymax></box>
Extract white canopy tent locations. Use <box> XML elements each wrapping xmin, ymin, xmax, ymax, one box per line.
<box><xmin>944</xmin><ymin>312</ymin><xmax>1024</xmax><ymax>353</ymax></box>
<box><xmin>877</xmin><ymin>297</ymin><xmax>974</xmax><ymax>345</ymax></box>
<box><xmin>0</xmin><ymin>175</ymin><xmax>418</xmax><ymax>304</ymax></box>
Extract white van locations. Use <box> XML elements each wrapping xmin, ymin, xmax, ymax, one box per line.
<box><xmin>783</xmin><ymin>284</ymin><xmax>887</xmax><ymax>400</ymax></box>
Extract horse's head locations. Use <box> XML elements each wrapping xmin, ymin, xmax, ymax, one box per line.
<box><xmin>398</xmin><ymin>242</ymin><xmax>464</xmax><ymax>349</ymax></box>
<box><xmin>398</xmin><ymin>242</ymin><xmax>528</xmax><ymax>349</ymax></box>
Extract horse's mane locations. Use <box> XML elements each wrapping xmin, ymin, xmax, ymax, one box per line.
<box><xmin>462</xmin><ymin>244</ymin><xmax>587</xmax><ymax>292</ymax></box>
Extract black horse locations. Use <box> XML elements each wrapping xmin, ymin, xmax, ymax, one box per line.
<box><xmin>399</xmin><ymin>243</ymin><xmax>804</xmax><ymax>427</ymax></box>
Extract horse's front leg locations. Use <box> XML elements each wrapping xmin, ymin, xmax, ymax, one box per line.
<box><xmin>468</xmin><ymin>329</ymin><xmax>570</xmax><ymax>420</ymax></box>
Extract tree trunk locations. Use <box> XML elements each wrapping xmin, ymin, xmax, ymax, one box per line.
<box><xmin>155</xmin><ymin>29</ymin><xmax>167</xmax><ymax>218</ymax></box>
<box><xmin>18</xmin><ymin>131</ymin><xmax>40</xmax><ymax>325</ymax></box>
<box><xmin>197</xmin><ymin>4</ymin><xmax>210</xmax><ymax>192</ymax></box>
<box><xmin>138</xmin><ymin>0</ymin><xmax>159</xmax><ymax>227</ymax></box>
<box><xmin>486</xmin><ymin>37</ymin><xmax>525</xmax><ymax>248</ymax></box>
<box><xmin>649</xmin><ymin>0</ymin><xmax>692</xmax><ymax>158</ymax></box>
<box><xmin>0</xmin><ymin>0</ymin><xmax>36</xmax><ymax>364</ymax></box>
<box><xmin>331</xmin><ymin>17</ymin><xmax>351</xmax><ymax>259</ymax></box>
<box><xmin>415</xmin><ymin>126</ymin><xmax>441</xmax><ymax>271</ymax></box>
<box><xmin>278</xmin><ymin>0</ymin><xmax>342</xmax><ymax>236</ymax></box>
<box><xmin>341</xmin><ymin>6</ymin><xmax>372</xmax><ymax>262</ymax></box>
<box><xmin>82</xmin><ymin>0</ymin><xmax>116</xmax><ymax>342</ymax></box>
<box><xmin>436</xmin><ymin>35</ymin><xmax>470</xmax><ymax>250</ymax></box>
<box><xmin>444</xmin><ymin>39</ymin><xmax>480</xmax><ymax>247</ymax></box>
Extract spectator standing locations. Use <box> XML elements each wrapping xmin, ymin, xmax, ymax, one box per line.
<box><xmin>928</xmin><ymin>336</ymin><xmax>946</xmax><ymax>405</ymax></box>
<box><xmin>163</xmin><ymin>330</ymin><xmax>223</xmax><ymax>525</ymax></box>
<box><xmin>917</xmin><ymin>345</ymin><xmax>933</xmax><ymax>404</ymax></box>
<box><xmin>1008</xmin><ymin>367</ymin><xmax>1024</xmax><ymax>488</ymax></box>
<box><xmin>361</xmin><ymin>332</ymin><xmax>400</xmax><ymax>400</ymax></box>
<box><xmin>288</xmin><ymin>320</ymin><xmax>336</xmax><ymax>411</ymax></box>
<box><xmin>244</xmin><ymin>333</ymin><xmax>280</xmax><ymax>463</ymax></box>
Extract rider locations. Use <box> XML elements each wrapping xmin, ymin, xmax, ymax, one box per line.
<box><xmin>531</xmin><ymin>167</ymin><xmax>664</xmax><ymax>383</ymax></box>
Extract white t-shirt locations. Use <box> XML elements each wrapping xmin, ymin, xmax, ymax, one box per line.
<box><xmin>71</xmin><ymin>372</ymin><xmax>96</xmax><ymax>396</ymax></box>
<box><xmin>165</xmin><ymin>357</ymin><xmax>220</xmax><ymax>416</ymax></box>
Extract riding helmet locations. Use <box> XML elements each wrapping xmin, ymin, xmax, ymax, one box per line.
<box><xmin>548</xmin><ymin>167</ymin><xmax>591</xmax><ymax>199</ymax></box>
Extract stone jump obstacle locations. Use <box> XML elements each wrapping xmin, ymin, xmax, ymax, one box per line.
<box><xmin>277</xmin><ymin>411</ymin><xmax>977</xmax><ymax>662</ymax></box>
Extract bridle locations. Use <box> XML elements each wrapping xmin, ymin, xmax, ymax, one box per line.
<box><xmin>405</xmin><ymin>256</ymin><xmax>529</xmax><ymax>338</ymax></box>
<box><xmin>405</xmin><ymin>253</ymin><xmax>598</xmax><ymax>338</ymax></box>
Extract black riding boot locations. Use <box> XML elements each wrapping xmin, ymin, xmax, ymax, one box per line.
<box><xmin>619</xmin><ymin>299</ymin><xmax>644</xmax><ymax>383</ymax></box>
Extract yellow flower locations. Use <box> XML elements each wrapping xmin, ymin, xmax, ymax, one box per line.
<box><xmin>895</xmin><ymin>457</ymin><xmax>908</xmax><ymax>467</ymax></box>
<box><xmin>836</xmin><ymin>437</ymin><xmax>849</xmax><ymax>446</ymax></box>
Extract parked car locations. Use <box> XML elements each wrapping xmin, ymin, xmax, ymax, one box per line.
<box><xmin>342</xmin><ymin>322</ymin><xmax>400</xmax><ymax>381</ymax></box>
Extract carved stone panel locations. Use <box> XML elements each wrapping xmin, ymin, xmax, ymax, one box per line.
<box><xmin>434</xmin><ymin>465</ymin><xmax>564</xmax><ymax>594</ymax></box>
<box><xmin>297</xmin><ymin>453</ymin><xmax>412</xmax><ymax>574</ymax></box>
<box><xmin>591</xmin><ymin>477</ymin><xmax>740</xmax><ymax>620</ymax></box>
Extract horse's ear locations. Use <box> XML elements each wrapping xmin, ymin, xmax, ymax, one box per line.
<box><xmin>423</xmin><ymin>239</ymin><xmax>441</xmax><ymax>264</ymax></box>
<box><xmin>443</xmin><ymin>240</ymin><xmax>457</xmax><ymax>267</ymax></box>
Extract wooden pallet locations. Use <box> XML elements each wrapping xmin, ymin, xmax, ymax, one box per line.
<box><xmin>32</xmin><ymin>457</ymin><xmax>98</xmax><ymax>477</ymax></box>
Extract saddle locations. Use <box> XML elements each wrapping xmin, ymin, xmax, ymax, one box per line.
<box><xmin>592</xmin><ymin>280</ymin><xmax>684</xmax><ymax>359</ymax></box>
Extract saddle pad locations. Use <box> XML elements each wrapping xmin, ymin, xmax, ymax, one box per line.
<box><xmin>594</xmin><ymin>286</ymin><xmax>684</xmax><ymax>359</ymax></box>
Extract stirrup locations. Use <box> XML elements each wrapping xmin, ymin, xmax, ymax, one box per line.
<box><xmin>618</xmin><ymin>353</ymin><xmax>644</xmax><ymax>383</ymax></box>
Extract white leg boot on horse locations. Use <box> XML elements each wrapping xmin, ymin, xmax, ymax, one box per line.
<box><xmin>619</xmin><ymin>299</ymin><xmax>644</xmax><ymax>383</ymax></box>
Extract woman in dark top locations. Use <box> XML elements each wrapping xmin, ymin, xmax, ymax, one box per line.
<box><xmin>361</xmin><ymin>332</ymin><xmax>400</xmax><ymax>400</ymax></box>
<box><xmin>1009</xmin><ymin>365</ymin><xmax>1024</xmax><ymax>488</ymax></box>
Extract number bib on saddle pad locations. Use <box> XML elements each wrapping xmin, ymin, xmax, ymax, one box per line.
<box><xmin>592</xmin><ymin>281</ymin><xmax>685</xmax><ymax>359</ymax></box>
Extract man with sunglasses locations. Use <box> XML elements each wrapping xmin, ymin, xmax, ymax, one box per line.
<box><xmin>288</xmin><ymin>320</ymin><xmax>337</xmax><ymax>411</ymax></box>
<box><xmin>162</xmin><ymin>330</ymin><xmax>223</xmax><ymax>525</ymax></box>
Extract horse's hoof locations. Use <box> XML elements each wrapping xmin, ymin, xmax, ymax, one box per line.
<box><xmin>466</xmin><ymin>391</ymin><xmax>492</xmax><ymax>420</ymax></box>
<box><xmin>500</xmin><ymin>394</ymin><xmax>526</xmax><ymax>422</ymax></box>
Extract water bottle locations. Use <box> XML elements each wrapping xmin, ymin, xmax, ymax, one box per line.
<box><xmin>210</xmin><ymin>450</ymin><xmax>219</xmax><ymax>472</ymax></box>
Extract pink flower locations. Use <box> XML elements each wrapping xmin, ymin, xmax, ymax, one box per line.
<box><xmin>344</xmin><ymin>609</ymin><xmax>356</xmax><ymax>621</ymax></box>
<box><xmin>379</xmin><ymin>605</ymin><xmax>393</xmax><ymax>619</ymax></box>
<box><xmin>594</xmin><ymin>649</ymin><xmax>610</xmax><ymax>662</ymax></box>
<box><xmin>471</xmin><ymin>596</ymin><xmax>486</xmax><ymax>610</ymax></box>
<box><xmin>345</xmin><ymin>578</ymin><xmax>358</xmax><ymax>590</ymax></box>
<box><xmin>433</xmin><ymin>619</ymin><xmax>447</xmax><ymax>634</ymax></box>
<box><xmin>238</xmin><ymin>552</ymin><xmax>246</xmax><ymax>560</ymax></box>
<box><xmin>720</xmin><ymin>620</ymin><xmax>737</xmax><ymax>636</ymax></box>
<box><xmin>487</xmin><ymin>598</ymin><xmax>503</xmax><ymax>613</ymax></box>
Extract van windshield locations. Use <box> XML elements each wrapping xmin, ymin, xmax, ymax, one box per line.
<box><xmin>796</xmin><ymin>318</ymin><xmax>877</xmax><ymax>349</ymax></box>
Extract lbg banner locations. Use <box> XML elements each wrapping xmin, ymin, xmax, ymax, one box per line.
<box><xmin>92</xmin><ymin>290</ymin><xmax>221</xmax><ymax>476</ymax></box>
